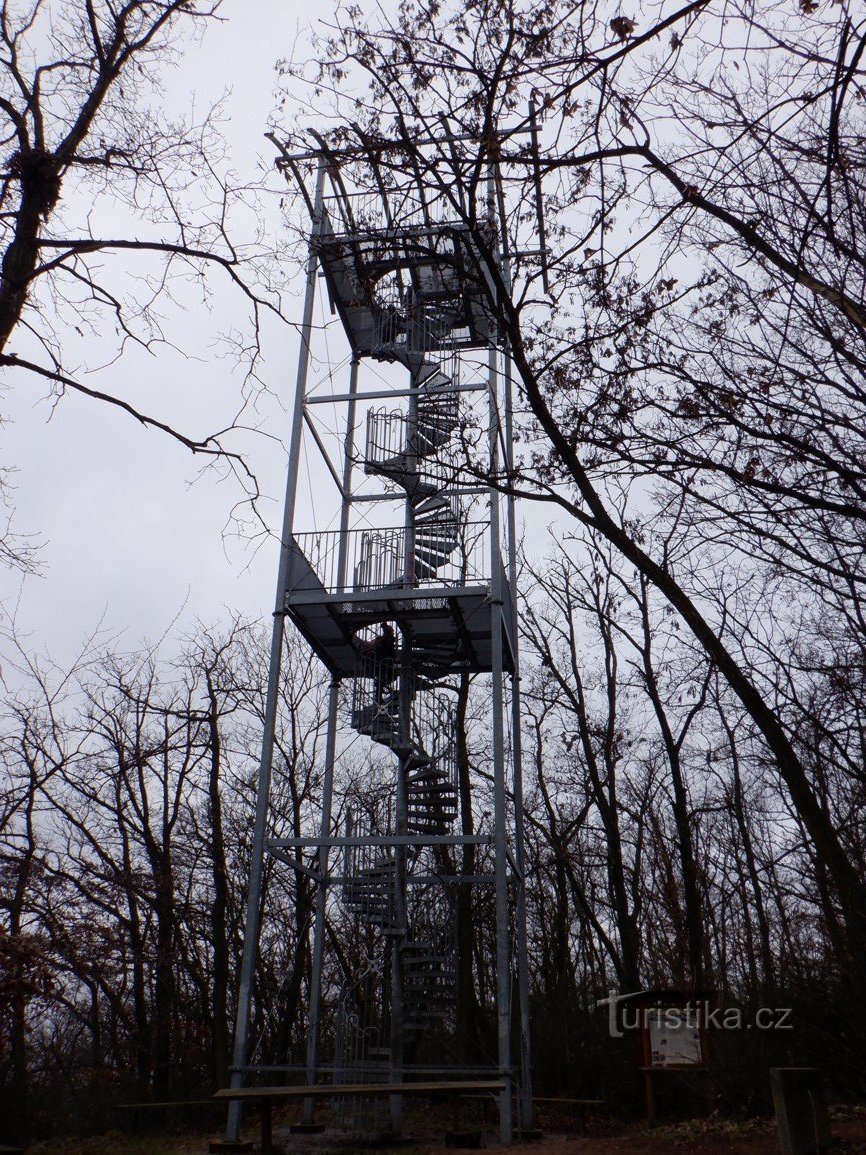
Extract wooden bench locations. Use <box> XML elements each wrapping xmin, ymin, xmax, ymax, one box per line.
<box><xmin>116</xmin><ymin>1097</ymin><xmax>229</xmax><ymax>1138</ymax></box>
<box><xmin>214</xmin><ymin>1079</ymin><xmax>507</xmax><ymax>1154</ymax></box>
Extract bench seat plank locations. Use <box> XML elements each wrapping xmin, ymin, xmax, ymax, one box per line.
<box><xmin>532</xmin><ymin>1097</ymin><xmax>604</xmax><ymax>1105</ymax></box>
<box><xmin>214</xmin><ymin>1080</ymin><xmax>505</xmax><ymax>1101</ymax></box>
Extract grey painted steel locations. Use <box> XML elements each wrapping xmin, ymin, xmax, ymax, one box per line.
<box><xmin>336</xmin><ymin>359</ymin><xmax>360</xmax><ymax>593</ymax></box>
<box><xmin>389</xmin><ymin>639</ymin><xmax>410</xmax><ymax>1132</ymax></box>
<box><xmin>241</xmin><ymin>1064</ymin><xmax>501</xmax><ymax>1075</ymax></box>
<box><xmin>501</xmin><ymin>262</ymin><xmax>534</xmax><ymax>1130</ymax></box>
<box><xmin>303</xmin><ymin>680</ymin><xmax>340</xmax><ymax>1123</ymax></box>
<box><xmin>225</xmin><ymin>160</ymin><xmax>326</xmax><ymax>1144</ymax></box>
<box><xmin>388</xmin><ymin>368</ymin><xmax>421</xmax><ymax>1133</ymax></box>
<box><xmin>353</xmin><ymin>486</ymin><xmax>489</xmax><ymax>503</ymax></box>
<box><xmin>272</xmin><ymin>124</ymin><xmax>533</xmax><ymax>163</ymax></box>
<box><xmin>302</xmin><ymin>410</ymin><xmax>346</xmax><ymax>496</ymax></box>
<box><xmin>267</xmin><ymin>848</ymin><xmax>326</xmax><ymax>883</ymax></box>
<box><xmin>263</xmin><ymin>867</ymin><xmax>496</xmax><ymax>887</ymax></box>
<box><xmin>306</xmin><ymin>380</ymin><xmax>486</xmax><ymax>404</ymax></box>
<box><xmin>304</xmin><ymin>357</ymin><xmax>359</xmax><ymax>1123</ymax></box>
<box><xmin>488</xmin><ymin>341</ymin><xmax>513</xmax><ymax>1145</ymax></box>
<box><xmin>237</xmin><ymin>136</ymin><xmax>532</xmax><ymax>1148</ymax></box>
<box><xmin>267</xmin><ymin>834</ymin><xmax>490</xmax><ymax>848</ymax></box>
<box><xmin>284</xmin><ymin>582</ymin><xmax>511</xmax><ymax>681</ymax></box>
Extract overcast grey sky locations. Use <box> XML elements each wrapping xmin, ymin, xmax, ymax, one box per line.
<box><xmin>0</xmin><ymin>1</ymin><xmax>314</xmax><ymax>666</ymax></box>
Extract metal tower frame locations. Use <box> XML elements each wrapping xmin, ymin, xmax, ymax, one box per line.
<box><xmin>225</xmin><ymin>127</ymin><xmax>534</xmax><ymax>1146</ymax></box>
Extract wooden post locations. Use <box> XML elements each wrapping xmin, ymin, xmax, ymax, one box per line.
<box><xmin>260</xmin><ymin>1099</ymin><xmax>273</xmax><ymax>1155</ymax></box>
<box><xmin>770</xmin><ymin>1068</ymin><xmax>832</xmax><ymax>1155</ymax></box>
<box><xmin>643</xmin><ymin>1070</ymin><xmax>656</xmax><ymax>1126</ymax></box>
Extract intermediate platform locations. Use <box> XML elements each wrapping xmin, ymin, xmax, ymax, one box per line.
<box><xmin>284</xmin><ymin>541</ymin><xmax>515</xmax><ymax>678</ymax></box>
<box><xmin>315</xmin><ymin>207</ymin><xmax>497</xmax><ymax>356</ymax></box>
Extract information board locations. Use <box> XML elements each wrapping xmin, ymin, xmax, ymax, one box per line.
<box><xmin>646</xmin><ymin>1008</ymin><xmax>703</xmax><ymax>1067</ymax></box>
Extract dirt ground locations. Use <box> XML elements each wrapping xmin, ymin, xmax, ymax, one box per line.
<box><xmin>26</xmin><ymin>1107</ymin><xmax>866</xmax><ymax>1154</ymax></box>
<box><xmin>508</xmin><ymin>1114</ymin><xmax>866</xmax><ymax>1153</ymax></box>
<box><xmin>523</xmin><ymin>1113</ymin><xmax>866</xmax><ymax>1153</ymax></box>
<box><xmin>268</xmin><ymin>1104</ymin><xmax>866</xmax><ymax>1155</ymax></box>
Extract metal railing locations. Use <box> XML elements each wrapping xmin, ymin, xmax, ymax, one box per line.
<box><xmin>323</xmin><ymin>190</ymin><xmax>466</xmax><ymax>238</ymax></box>
<box><xmin>363</xmin><ymin>351</ymin><xmax>462</xmax><ymax>475</ymax></box>
<box><xmin>365</xmin><ymin>411</ymin><xmax>458</xmax><ymax>473</ymax></box>
<box><xmin>373</xmin><ymin>301</ymin><xmax>469</xmax><ymax>356</ymax></box>
<box><xmin>364</xmin><ymin>408</ymin><xmax>408</xmax><ymax>474</ymax></box>
<box><xmin>412</xmin><ymin>694</ymin><xmax>458</xmax><ymax>785</ymax></box>
<box><xmin>350</xmin><ymin>647</ymin><xmax>403</xmax><ymax>745</ymax></box>
<box><xmin>342</xmin><ymin>845</ymin><xmax>396</xmax><ymax>922</ymax></box>
<box><xmin>356</xmin><ymin>528</ymin><xmax>404</xmax><ymax>591</ymax></box>
<box><xmin>403</xmin><ymin>883</ymin><xmax>458</xmax><ymax>1027</ymax></box>
<box><xmin>291</xmin><ymin>521</ymin><xmax>490</xmax><ymax>594</ymax></box>
<box><xmin>333</xmin><ymin>981</ymin><xmax>390</xmax><ymax>1131</ymax></box>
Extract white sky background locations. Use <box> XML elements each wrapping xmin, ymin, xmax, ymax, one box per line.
<box><xmin>0</xmin><ymin>0</ymin><xmax>318</xmax><ymax>667</ymax></box>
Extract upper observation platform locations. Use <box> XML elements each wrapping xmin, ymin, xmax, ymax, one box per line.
<box><xmin>315</xmin><ymin>191</ymin><xmax>500</xmax><ymax>357</ymax></box>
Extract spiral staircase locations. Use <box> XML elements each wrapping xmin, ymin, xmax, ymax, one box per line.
<box><xmin>347</xmin><ymin>664</ymin><xmax>459</xmax><ymax>1037</ymax></box>
<box><xmin>283</xmin><ymin>311</ymin><xmax>513</xmax><ymax>677</ymax></box>
<box><xmin>363</xmin><ymin>342</ymin><xmax>462</xmax><ymax>584</ymax></box>
<box><xmin>225</xmin><ymin>140</ymin><xmax>533</xmax><ymax>1153</ymax></box>
<box><xmin>275</xmin><ymin>232</ymin><xmax>516</xmax><ymax>1105</ymax></box>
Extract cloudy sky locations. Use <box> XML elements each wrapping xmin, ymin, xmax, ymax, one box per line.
<box><xmin>1</xmin><ymin>1</ymin><xmax>318</xmax><ymax>668</ymax></box>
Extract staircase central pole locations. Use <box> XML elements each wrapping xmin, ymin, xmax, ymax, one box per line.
<box><xmin>389</xmin><ymin>349</ymin><xmax>420</xmax><ymax>1135</ymax></box>
<box><xmin>390</xmin><ymin>644</ymin><xmax>409</xmax><ymax>1135</ymax></box>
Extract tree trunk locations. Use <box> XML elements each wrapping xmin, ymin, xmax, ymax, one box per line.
<box><xmin>455</xmin><ymin>675</ymin><xmax>482</xmax><ymax>1059</ymax></box>
<box><xmin>205</xmin><ymin>671</ymin><xmax>231</xmax><ymax>1090</ymax></box>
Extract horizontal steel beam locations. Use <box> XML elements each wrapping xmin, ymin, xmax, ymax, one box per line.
<box><xmin>306</xmin><ymin>381</ymin><xmax>486</xmax><ymax>405</ymax></box>
<box><xmin>286</xmin><ymin>582</ymin><xmax>489</xmax><ymax>605</ymax></box>
<box><xmin>274</xmin><ymin>125</ymin><xmax>533</xmax><ymax>162</ymax></box>
<box><xmin>236</xmin><ymin>1064</ymin><xmax>502</xmax><ymax>1075</ymax></box>
<box><xmin>267</xmin><ymin>834</ymin><xmax>491</xmax><ymax>849</ymax></box>
<box><xmin>261</xmin><ymin>861</ymin><xmax>497</xmax><ymax>887</ymax></box>
<box><xmin>351</xmin><ymin>487</ymin><xmax>489</xmax><ymax>504</ymax></box>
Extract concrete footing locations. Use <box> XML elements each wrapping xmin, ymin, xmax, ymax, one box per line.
<box><xmin>770</xmin><ymin>1067</ymin><xmax>832</xmax><ymax>1155</ymax></box>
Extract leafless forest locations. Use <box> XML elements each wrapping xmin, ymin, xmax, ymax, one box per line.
<box><xmin>2</xmin><ymin>0</ymin><xmax>866</xmax><ymax>1142</ymax></box>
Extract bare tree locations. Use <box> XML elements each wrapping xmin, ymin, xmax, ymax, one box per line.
<box><xmin>0</xmin><ymin>627</ymin><xmax>90</xmax><ymax>1143</ymax></box>
<box><xmin>0</xmin><ymin>617</ymin><xmax>331</xmax><ymax>1135</ymax></box>
<box><xmin>521</xmin><ymin>545</ymin><xmax>643</xmax><ymax>991</ymax></box>
<box><xmin>278</xmin><ymin>0</ymin><xmax>866</xmax><ymax>968</ymax></box>
<box><xmin>0</xmin><ymin>1</ymin><xmax>288</xmax><ymax>565</ymax></box>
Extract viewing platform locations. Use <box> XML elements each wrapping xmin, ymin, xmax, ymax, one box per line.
<box><xmin>284</xmin><ymin>533</ymin><xmax>515</xmax><ymax>678</ymax></box>
<box><xmin>315</xmin><ymin>198</ymin><xmax>498</xmax><ymax>357</ymax></box>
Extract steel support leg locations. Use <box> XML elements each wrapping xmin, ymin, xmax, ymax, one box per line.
<box><xmin>304</xmin><ymin>681</ymin><xmax>341</xmax><ymax>1121</ymax></box>
<box><xmin>487</xmin><ymin>337</ymin><xmax>513</xmax><ymax>1145</ymax></box>
<box><xmin>224</xmin><ymin>159</ymin><xmax>325</xmax><ymax>1144</ymax></box>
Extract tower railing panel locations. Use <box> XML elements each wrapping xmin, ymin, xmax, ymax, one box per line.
<box><xmin>323</xmin><ymin>190</ymin><xmax>467</xmax><ymax>237</ymax></box>
<box><xmin>290</xmin><ymin>523</ymin><xmax>490</xmax><ymax>593</ymax></box>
